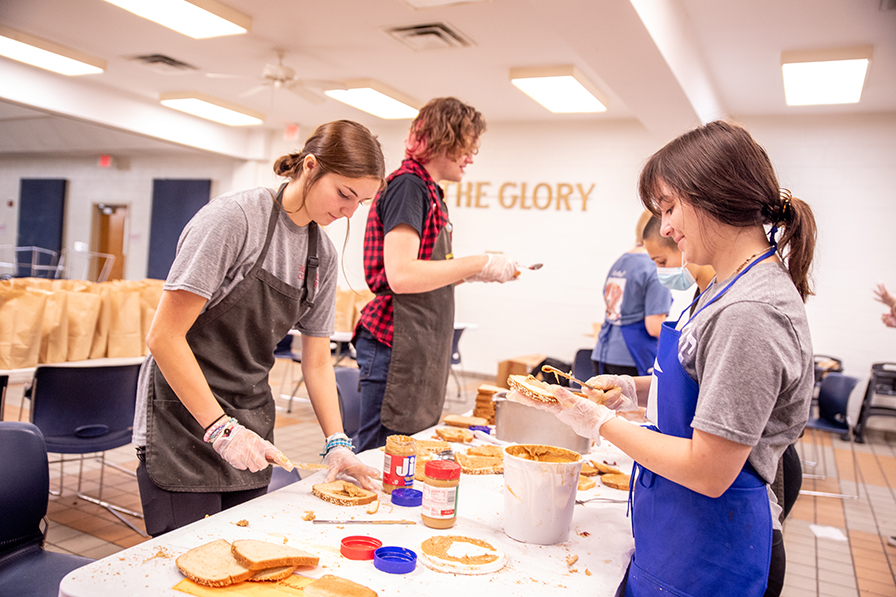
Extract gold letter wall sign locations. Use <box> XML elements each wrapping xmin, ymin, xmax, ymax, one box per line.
<box><xmin>442</xmin><ymin>181</ymin><xmax>595</xmax><ymax>211</ymax></box>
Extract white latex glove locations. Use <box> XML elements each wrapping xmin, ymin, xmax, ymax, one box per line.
<box><xmin>212</xmin><ymin>421</ymin><xmax>285</xmax><ymax>473</ymax></box>
<box><xmin>325</xmin><ymin>446</ymin><xmax>380</xmax><ymax>492</ymax></box>
<box><xmin>551</xmin><ymin>386</ymin><xmax>616</xmax><ymax>446</ymax></box>
<box><xmin>464</xmin><ymin>254</ymin><xmax>519</xmax><ymax>283</ymax></box>
<box><xmin>585</xmin><ymin>374</ymin><xmax>640</xmax><ymax>413</ymax></box>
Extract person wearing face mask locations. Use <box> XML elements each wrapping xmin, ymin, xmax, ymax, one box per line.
<box><xmin>591</xmin><ymin>211</ymin><xmax>672</xmax><ymax>377</ymax></box>
<box><xmin>643</xmin><ymin>215</ymin><xmax>715</xmax><ymax>315</ymax></box>
<box><xmin>511</xmin><ymin>121</ymin><xmax>816</xmax><ymax>597</ymax></box>
<box><xmin>133</xmin><ymin>121</ymin><xmax>384</xmax><ymax>537</ymax></box>
<box><xmin>353</xmin><ymin>97</ymin><xmax>519</xmax><ymax>452</ymax></box>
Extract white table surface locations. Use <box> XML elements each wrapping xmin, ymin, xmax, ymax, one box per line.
<box><xmin>58</xmin><ymin>431</ymin><xmax>635</xmax><ymax>597</ymax></box>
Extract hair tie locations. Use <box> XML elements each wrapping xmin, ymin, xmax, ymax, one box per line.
<box><xmin>778</xmin><ymin>188</ymin><xmax>793</xmax><ymax>223</ymax></box>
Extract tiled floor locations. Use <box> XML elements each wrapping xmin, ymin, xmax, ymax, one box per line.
<box><xmin>5</xmin><ymin>360</ymin><xmax>896</xmax><ymax>596</ymax></box>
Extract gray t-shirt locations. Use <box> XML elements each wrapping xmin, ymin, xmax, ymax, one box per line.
<box><xmin>133</xmin><ymin>187</ymin><xmax>338</xmax><ymax>445</ymax></box>
<box><xmin>678</xmin><ymin>261</ymin><xmax>813</xmax><ymax>486</ymax></box>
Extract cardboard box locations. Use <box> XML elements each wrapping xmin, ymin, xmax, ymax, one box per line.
<box><xmin>496</xmin><ymin>353</ymin><xmax>546</xmax><ymax>388</ymax></box>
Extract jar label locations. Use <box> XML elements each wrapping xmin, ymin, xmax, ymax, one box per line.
<box><xmin>422</xmin><ymin>484</ymin><xmax>458</xmax><ymax>518</ymax></box>
<box><xmin>383</xmin><ymin>453</ymin><xmax>416</xmax><ymax>488</ymax></box>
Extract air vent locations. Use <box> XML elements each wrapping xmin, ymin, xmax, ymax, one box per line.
<box><xmin>385</xmin><ymin>22</ymin><xmax>473</xmax><ymax>51</ymax></box>
<box><xmin>130</xmin><ymin>54</ymin><xmax>197</xmax><ymax>75</ymax></box>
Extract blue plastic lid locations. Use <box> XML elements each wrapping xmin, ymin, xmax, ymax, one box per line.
<box><xmin>469</xmin><ymin>425</ymin><xmax>491</xmax><ymax>434</ymax></box>
<box><xmin>374</xmin><ymin>546</ymin><xmax>417</xmax><ymax>574</ymax></box>
<box><xmin>390</xmin><ymin>488</ymin><xmax>422</xmax><ymax>507</ymax></box>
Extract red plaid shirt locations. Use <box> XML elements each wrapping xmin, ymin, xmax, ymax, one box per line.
<box><xmin>357</xmin><ymin>159</ymin><xmax>449</xmax><ymax>347</ymax></box>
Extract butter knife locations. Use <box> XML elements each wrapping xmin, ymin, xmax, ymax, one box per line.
<box><xmin>311</xmin><ymin>519</ymin><xmax>417</xmax><ymax>525</ymax></box>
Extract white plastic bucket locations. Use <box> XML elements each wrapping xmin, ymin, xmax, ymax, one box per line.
<box><xmin>502</xmin><ymin>444</ymin><xmax>583</xmax><ymax>545</ymax></box>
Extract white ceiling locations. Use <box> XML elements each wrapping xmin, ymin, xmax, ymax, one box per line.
<box><xmin>0</xmin><ymin>0</ymin><xmax>894</xmax><ymax>157</ymax></box>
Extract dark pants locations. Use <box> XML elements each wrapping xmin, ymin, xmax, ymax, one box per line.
<box><xmin>593</xmin><ymin>361</ymin><xmax>639</xmax><ymax>377</ymax></box>
<box><xmin>614</xmin><ymin>530</ymin><xmax>785</xmax><ymax>597</ymax></box>
<box><xmin>136</xmin><ymin>458</ymin><xmax>267</xmax><ymax>537</ymax></box>
<box><xmin>354</xmin><ymin>327</ymin><xmax>399</xmax><ymax>453</ymax></box>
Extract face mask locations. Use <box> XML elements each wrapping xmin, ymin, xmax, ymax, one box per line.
<box><xmin>656</xmin><ymin>264</ymin><xmax>696</xmax><ymax>291</ymax></box>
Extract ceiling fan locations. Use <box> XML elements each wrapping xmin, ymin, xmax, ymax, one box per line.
<box><xmin>206</xmin><ymin>50</ymin><xmax>338</xmax><ymax>105</ymax></box>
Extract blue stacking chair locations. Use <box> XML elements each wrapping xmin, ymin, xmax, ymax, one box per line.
<box><xmin>570</xmin><ymin>348</ymin><xmax>594</xmax><ymax>389</ymax></box>
<box><xmin>0</xmin><ymin>421</ymin><xmax>94</xmax><ymax>596</ymax></box>
<box><xmin>335</xmin><ymin>366</ymin><xmax>362</xmax><ymax>444</ymax></box>
<box><xmin>29</xmin><ymin>363</ymin><xmax>146</xmax><ymax>535</ymax></box>
<box><xmin>274</xmin><ymin>333</ymin><xmax>306</xmax><ymax>413</ymax></box>
<box><xmin>800</xmin><ymin>372</ymin><xmax>860</xmax><ymax>500</ymax></box>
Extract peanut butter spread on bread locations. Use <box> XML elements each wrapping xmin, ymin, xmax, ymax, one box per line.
<box><xmin>506</xmin><ymin>444</ymin><xmax>580</xmax><ymax>463</ymax></box>
<box><xmin>421</xmin><ymin>536</ymin><xmax>499</xmax><ymax>565</ymax></box>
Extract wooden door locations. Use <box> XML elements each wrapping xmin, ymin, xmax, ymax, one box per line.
<box><xmin>94</xmin><ymin>204</ymin><xmax>128</xmax><ymax>280</ymax></box>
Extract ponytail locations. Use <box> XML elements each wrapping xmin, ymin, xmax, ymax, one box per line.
<box><xmin>773</xmin><ymin>191</ymin><xmax>816</xmax><ymax>302</ymax></box>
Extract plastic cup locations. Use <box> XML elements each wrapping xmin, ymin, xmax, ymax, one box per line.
<box><xmin>502</xmin><ymin>444</ymin><xmax>583</xmax><ymax>545</ymax></box>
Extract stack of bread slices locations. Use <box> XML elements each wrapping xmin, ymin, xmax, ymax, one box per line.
<box><xmin>176</xmin><ymin>539</ymin><xmax>319</xmax><ymax>587</ymax></box>
<box><xmin>472</xmin><ymin>384</ymin><xmax>502</xmax><ymax>424</ymax></box>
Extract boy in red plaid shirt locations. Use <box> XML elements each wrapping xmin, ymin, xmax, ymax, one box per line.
<box><xmin>353</xmin><ymin>97</ymin><xmax>518</xmax><ymax>451</ymax></box>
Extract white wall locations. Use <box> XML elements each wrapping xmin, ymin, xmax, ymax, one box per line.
<box><xmin>3</xmin><ymin>114</ymin><xmax>895</xmax><ymax>424</ymax></box>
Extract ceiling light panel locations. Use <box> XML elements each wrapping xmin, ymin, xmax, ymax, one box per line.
<box><xmin>160</xmin><ymin>92</ymin><xmax>263</xmax><ymax>126</ymax></box>
<box><xmin>0</xmin><ymin>25</ymin><xmax>105</xmax><ymax>76</ymax></box>
<box><xmin>325</xmin><ymin>80</ymin><xmax>420</xmax><ymax>119</ymax></box>
<box><xmin>510</xmin><ymin>65</ymin><xmax>607</xmax><ymax>113</ymax></box>
<box><xmin>781</xmin><ymin>46</ymin><xmax>872</xmax><ymax>106</ymax></box>
<box><xmin>103</xmin><ymin>0</ymin><xmax>251</xmax><ymax>39</ymax></box>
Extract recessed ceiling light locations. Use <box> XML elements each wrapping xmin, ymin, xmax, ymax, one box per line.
<box><xmin>0</xmin><ymin>25</ymin><xmax>105</xmax><ymax>76</ymax></box>
<box><xmin>510</xmin><ymin>65</ymin><xmax>607</xmax><ymax>113</ymax></box>
<box><xmin>102</xmin><ymin>0</ymin><xmax>250</xmax><ymax>39</ymax></box>
<box><xmin>325</xmin><ymin>80</ymin><xmax>420</xmax><ymax>119</ymax></box>
<box><xmin>160</xmin><ymin>92</ymin><xmax>263</xmax><ymax>126</ymax></box>
<box><xmin>782</xmin><ymin>46</ymin><xmax>872</xmax><ymax>106</ymax></box>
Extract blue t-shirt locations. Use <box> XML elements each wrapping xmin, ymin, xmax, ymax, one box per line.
<box><xmin>593</xmin><ymin>251</ymin><xmax>671</xmax><ymax>367</ymax></box>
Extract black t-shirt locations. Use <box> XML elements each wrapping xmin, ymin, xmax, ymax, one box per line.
<box><xmin>377</xmin><ymin>173</ymin><xmax>436</xmax><ymax>237</ymax></box>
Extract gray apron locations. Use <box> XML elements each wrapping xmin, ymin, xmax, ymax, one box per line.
<box><xmin>145</xmin><ymin>186</ymin><xmax>319</xmax><ymax>492</ymax></box>
<box><xmin>380</xmin><ymin>225</ymin><xmax>454</xmax><ymax>434</ymax></box>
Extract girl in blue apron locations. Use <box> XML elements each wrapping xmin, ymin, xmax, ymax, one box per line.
<box><xmin>509</xmin><ymin>121</ymin><xmax>817</xmax><ymax>597</ymax></box>
<box><xmin>134</xmin><ymin>121</ymin><xmax>384</xmax><ymax>537</ymax></box>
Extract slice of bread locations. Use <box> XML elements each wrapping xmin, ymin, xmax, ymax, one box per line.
<box><xmin>442</xmin><ymin>414</ymin><xmax>488</xmax><ymax>428</ymax></box>
<box><xmin>175</xmin><ymin>539</ymin><xmax>253</xmax><ymax>588</ymax></box>
<box><xmin>477</xmin><ymin>383</ymin><xmax>504</xmax><ymax>396</ymax></box>
<box><xmin>466</xmin><ymin>445</ymin><xmax>503</xmax><ymax>459</ymax></box>
<box><xmin>248</xmin><ymin>565</ymin><xmax>297</xmax><ymax>582</ymax></box>
<box><xmin>435</xmin><ymin>427</ymin><xmax>474</xmax><ymax>443</ymax></box>
<box><xmin>454</xmin><ymin>452</ymin><xmax>503</xmax><ymax>475</ymax></box>
<box><xmin>578</xmin><ymin>475</ymin><xmax>596</xmax><ymax>491</ymax></box>
<box><xmin>592</xmin><ymin>460</ymin><xmax>623</xmax><ymax>475</ymax></box>
<box><xmin>303</xmin><ymin>574</ymin><xmax>378</xmax><ymax>597</ymax></box>
<box><xmin>601</xmin><ymin>473</ymin><xmax>631</xmax><ymax>491</ymax></box>
<box><xmin>415</xmin><ymin>439</ymin><xmax>451</xmax><ymax>456</ymax></box>
<box><xmin>231</xmin><ymin>539</ymin><xmax>319</xmax><ymax>570</ymax></box>
<box><xmin>579</xmin><ymin>461</ymin><xmax>600</xmax><ymax>477</ymax></box>
<box><xmin>312</xmin><ymin>480</ymin><xmax>377</xmax><ymax>506</ymax></box>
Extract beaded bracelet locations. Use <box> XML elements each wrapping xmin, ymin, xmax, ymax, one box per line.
<box><xmin>203</xmin><ymin>414</ymin><xmax>227</xmax><ymax>432</ymax></box>
<box><xmin>320</xmin><ymin>433</ymin><xmax>354</xmax><ymax>457</ymax></box>
<box><xmin>204</xmin><ymin>417</ymin><xmax>236</xmax><ymax>444</ymax></box>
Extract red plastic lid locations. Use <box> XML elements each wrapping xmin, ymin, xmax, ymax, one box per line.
<box><xmin>425</xmin><ymin>459</ymin><xmax>461</xmax><ymax>480</ymax></box>
<box><xmin>340</xmin><ymin>535</ymin><xmax>383</xmax><ymax>560</ymax></box>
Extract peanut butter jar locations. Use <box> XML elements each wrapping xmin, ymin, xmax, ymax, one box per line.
<box><xmin>382</xmin><ymin>434</ymin><xmax>416</xmax><ymax>494</ymax></box>
<box><xmin>421</xmin><ymin>460</ymin><xmax>461</xmax><ymax>529</ymax></box>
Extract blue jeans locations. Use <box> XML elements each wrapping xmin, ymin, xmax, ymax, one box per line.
<box><xmin>354</xmin><ymin>327</ymin><xmax>399</xmax><ymax>452</ymax></box>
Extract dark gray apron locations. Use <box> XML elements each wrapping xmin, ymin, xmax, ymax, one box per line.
<box><xmin>145</xmin><ymin>186</ymin><xmax>319</xmax><ymax>492</ymax></box>
<box><xmin>380</xmin><ymin>225</ymin><xmax>454</xmax><ymax>434</ymax></box>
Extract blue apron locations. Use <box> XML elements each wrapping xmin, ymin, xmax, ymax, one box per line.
<box><xmin>625</xmin><ymin>247</ymin><xmax>776</xmax><ymax>597</ymax></box>
<box><xmin>620</xmin><ymin>322</ymin><xmax>658</xmax><ymax>376</ymax></box>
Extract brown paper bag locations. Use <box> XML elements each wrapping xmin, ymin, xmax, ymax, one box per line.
<box><xmin>89</xmin><ymin>283</ymin><xmax>111</xmax><ymax>359</ymax></box>
<box><xmin>138</xmin><ymin>279</ymin><xmax>165</xmax><ymax>356</ymax></box>
<box><xmin>334</xmin><ymin>288</ymin><xmax>356</xmax><ymax>333</ymax></box>
<box><xmin>66</xmin><ymin>290</ymin><xmax>102</xmax><ymax>361</ymax></box>
<box><xmin>0</xmin><ymin>286</ymin><xmax>48</xmax><ymax>369</ymax></box>
<box><xmin>106</xmin><ymin>281</ymin><xmax>143</xmax><ymax>358</ymax></box>
<box><xmin>31</xmin><ymin>288</ymin><xmax>69</xmax><ymax>364</ymax></box>
<box><xmin>352</xmin><ymin>289</ymin><xmax>375</xmax><ymax>331</ymax></box>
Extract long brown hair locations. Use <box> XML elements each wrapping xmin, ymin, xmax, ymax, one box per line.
<box><xmin>638</xmin><ymin>120</ymin><xmax>816</xmax><ymax>301</ymax></box>
<box><xmin>404</xmin><ymin>97</ymin><xmax>486</xmax><ymax>164</ymax></box>
<box><xmin>273</xmin><ymin>120</ymin><xmax>386</xmax><ymax>211</ymax></box>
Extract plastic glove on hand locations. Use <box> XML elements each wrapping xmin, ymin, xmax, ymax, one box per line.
<box><xmin>325</xmin><ymin>446</ymin><xmax>380</xmax><ymax>492</ymax></box>
<box><xmin>465</xmin><ymin>254</ymin><xmax>519</xmax><ymax>284</ymax></box>
<box><xmin>585</xmin><ymin>374</ymin><xmax>639</xmax><ymax>412</ymax></box>
<box><xmin>551</xmin><ymin>386</ymin><xmax>616</xmax><ymax>446</ymax></box>
<box><xmin>212</xmin><ymin>421</ymin><xmax>282</xmax><ymax>473</ymax></box>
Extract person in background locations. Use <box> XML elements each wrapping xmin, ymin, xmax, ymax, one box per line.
<box><xmin>353</xmin><ymin>97</ymin><xmax>518</xmax><ymax>452</ymax></box>
<box><xmin>874</xmin><ymin>283</ymin><xmax>896</xmax><ymax>328</ymax></box>
<box><xmin>512</xmin><ymin>121</ymin><xmax>816</xmax><ymax>597</ymax></box>
<box><xmin>643</xmin><ymin>214</ymin><xmax>715</xmax><ymax>302</ymax></box>
<box><xmin>592</xmin><ymin>211</ymin><xmax>671</xmax><ymax>377</ymax></box>
<box><xmin>133</xmin><ymin>121</ymin><xmax>382</xmax><ymax>537</ymax></box>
